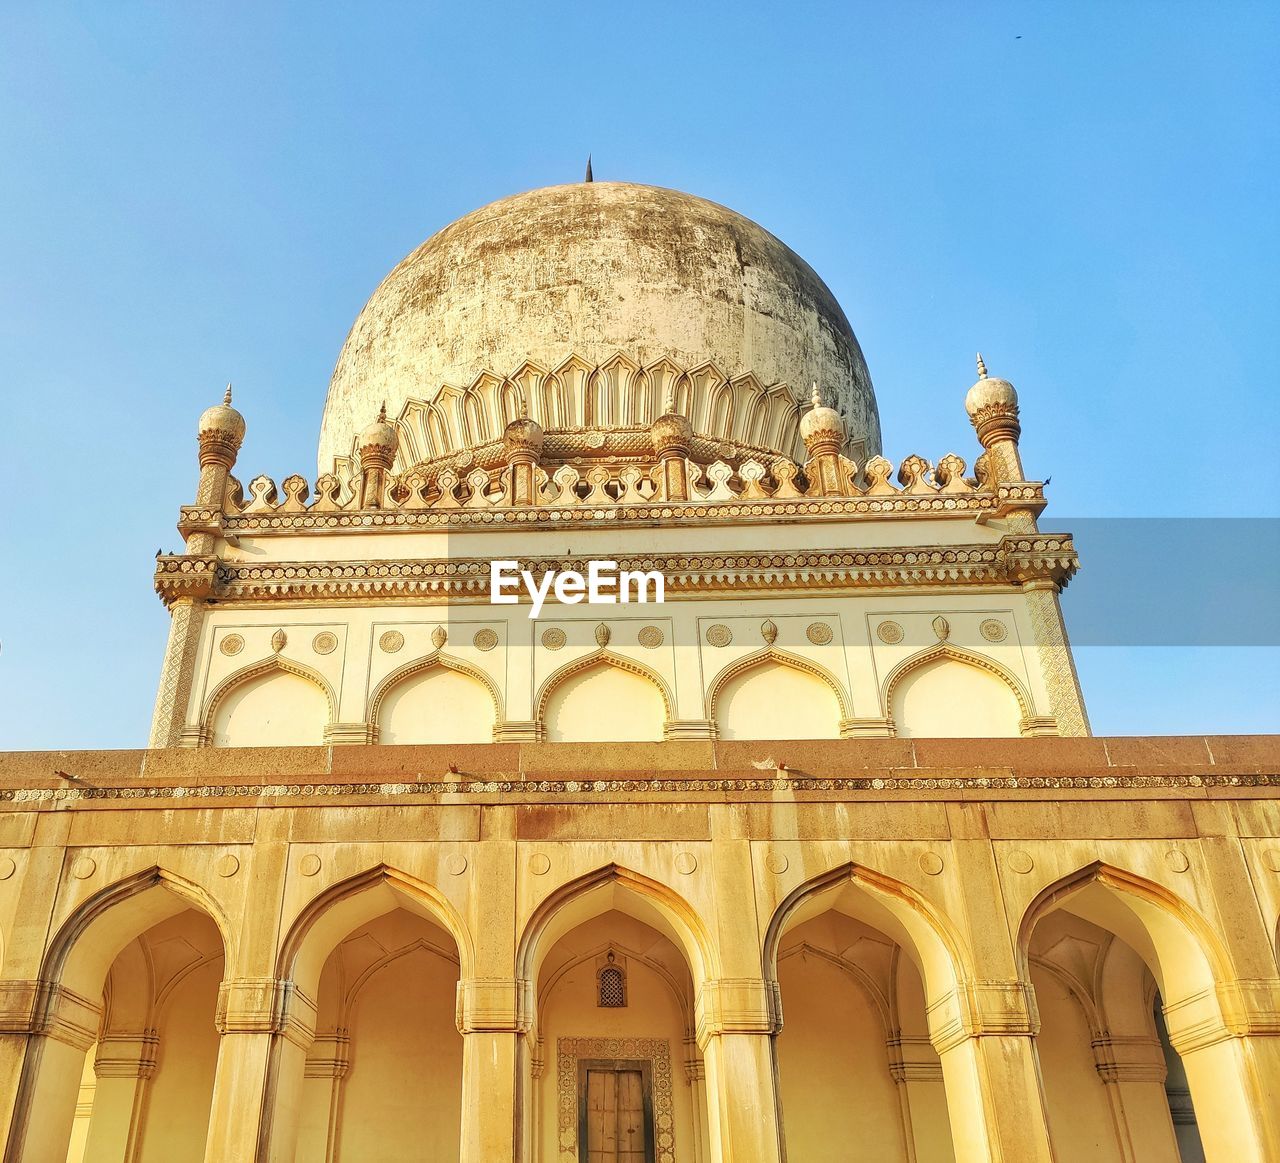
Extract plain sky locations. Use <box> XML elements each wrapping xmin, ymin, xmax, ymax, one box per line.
<box><xmin>1</xmin><ymin>2</ymin><xmax>1276</xmax><ymax>749</ymax></box>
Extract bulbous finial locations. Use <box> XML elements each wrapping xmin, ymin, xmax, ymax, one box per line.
<box><xmin>965</xmin><ymin>356</ymin><xmax>1021</xmax><ymax>453</ymax></box>
<box><xmin>662</xmin><ymin>385</ymin><xmax>675</xmax><ymax>414</ymax></box>
<box><xmin>800</xmin><ymin>383</ymin><xmax>844</xmax><ymax>451</ymax></box>
<box><xmin>359</xmin><ymin>402</ymin><xmax>398</xmax><ymax>454</ymax></box>
<box><xmin>198</xmin><ymin>382</ymin><xmax>246</xmax><ymax>463</ymax></box>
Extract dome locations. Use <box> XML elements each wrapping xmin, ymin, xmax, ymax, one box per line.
<box><xmin>319</xmin><ymin>182</ymin><xmax>880</xmax><ymax>470</ymax></box>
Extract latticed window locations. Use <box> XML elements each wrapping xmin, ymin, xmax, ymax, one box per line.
<box><xmin>598</xmin><ymin>962</ymin><xmax>626</xmax><ymax>1007</ymax></box>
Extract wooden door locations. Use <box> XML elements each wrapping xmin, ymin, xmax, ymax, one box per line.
<box><xmin>579</xmin><ymin>1061</ymin><xmax>654</xmax><ymax>1163</ymax></box>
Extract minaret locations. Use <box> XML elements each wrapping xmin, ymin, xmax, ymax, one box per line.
<box><xmin>965</xmin><ymin>354</ymin><xmax>1024</xmax><ymax>483</ymax></box>
<box><xmin>357</xmin><ymin>404</ymin><xmax>398</xmax><ymax>509</ymax></box>
<box><xmin>799</xmin><ymin>384</ymin><xmax>848</xmax><ymax>496</ymax></box>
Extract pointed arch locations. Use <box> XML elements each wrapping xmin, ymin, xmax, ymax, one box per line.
<box><xmin>201</xmin><ymin>654</ymin><xmax>335</xmax><ymax>740</ymax></box>
<box><xmin>517</xmin><ymin>863</ymin><xmax>717</xmax><ymax>990</ymax></box>
<box><xmin>764</xmin><ymin>862</ymin><xmax>969</xmax><ymax>1006</ymax></box>
<box><xmin>534</xmin><ymin>648</ymin><xmax>674</xmax><ymax>724</ymax></box>
<box><xmin>705</xmin><ymin>646</ymin><xmax>852</xmax><ymax>722</ymax></box>
<box><xmin>366</xmin><ymin>650</ymin><xmax>504</xmax><ymax>728</ymax></box>
<box><xmin>39</xmin><ymin>866</ymin><xmax>233</xmax><ymax>998</ymax></box>
<box><xmin>1015</xmin><ymin>861</ymin><xmax>1231</xmax><ymax>1005</ymax></box>
<box><xmin>881</xmin><ymin>642</ymin><xmax>1034</xmax><ymax>734</ymax></box>
<box><xmin>277</xmin><ymin>864</ymin><xmax>474</xmax><ymax>996</ymax></box>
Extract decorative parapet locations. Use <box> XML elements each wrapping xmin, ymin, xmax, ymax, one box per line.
<box><xmin>199</xmin><ymin>453</ymin><xmax>1038</xmax><ymax>538</ymax></box>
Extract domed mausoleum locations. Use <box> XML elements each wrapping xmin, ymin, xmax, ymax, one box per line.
<box><xmin>1</xmin><ymin>178</ymin><xmax>1272</xmax><ymax>1163</ymax></box>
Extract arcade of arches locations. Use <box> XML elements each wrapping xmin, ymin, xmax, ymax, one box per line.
<box><xmin>0</xmin><ymin>738</ymin><xmax>1276</xmax><ymax>1163</ymax></box>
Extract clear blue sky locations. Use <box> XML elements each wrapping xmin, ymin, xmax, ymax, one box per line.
<box><xmin>1</xmin><ymin>2</ymin><xmax>1276</xmax><ymax>749</ymax></box>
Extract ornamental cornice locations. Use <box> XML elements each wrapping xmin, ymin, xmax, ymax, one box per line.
<box><xmin>152</xmin><ymin>554</ymin><xmax>218</xmax><ymax>605</ymax></box>
<box><xmin>2</xmin><ymin>770</ymin><xmax>1278</xmax><ymax>805</ymax></box>
<box><xmin>151</xmin><ymin>535</ymin><xmax>1077</xmax><ymax>606</ymax></box>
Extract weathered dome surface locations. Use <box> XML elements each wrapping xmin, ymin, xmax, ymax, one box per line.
<box><xmin>319</xmin><ymin>182</ymin><xmax>880</xmax><ymax>469</ymax></box>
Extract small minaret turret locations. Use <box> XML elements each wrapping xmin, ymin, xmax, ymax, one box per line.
<box><xmin>799</xmin><ymin>383</ymin><xmax>847</xmax><ymax>495</ymax></box>
<box><xmin>357</xmin><ymin>403</ymin><xmax>398</xmax><ymax>509</ymax></box>
<box><xmin>196</xmin><ymin>384</ymin><xmax>245</xmax><ymax>509</ymax></box>
<box><xmin>649</xmin><ymin>387</ymin><xmax>694</xmax><ymax>502</ymax></box>
<box><xmin>503</xmin><ymin>394</ymin><xmax>545</xmax><ymax>506</ymax></box>
<box><xmin>965</xmin><ymin>353</ymin><xmax>1024</xmax><ymax>483</ymax></box>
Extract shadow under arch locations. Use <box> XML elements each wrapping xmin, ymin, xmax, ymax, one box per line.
<box><xmin>516</xmin><ymin>863</ymin><xmax>717</xmax><ymax>993</ymax></box>
<box><xmin>365</xmin><ymin>649</ymin><xmax>505</xmax><ymax>730</ymax></box>
<box><xmin>201</xmin><ymin>654</ymin><xmax>336</xmax><ymax>740</ymax></box>
<box><xmin>533</xmin><ymin>650</ymin><xmax>674</xmax><ymax>724</ymax></box>
<box><xmin>1015</xmin><ymin>860</ymin><xmax>1232</xmax><ymax>1005</ymax></box>
<box><xmin>276</xmin><ymin>864</ymin><xmax>475</xmax><ymax>997</ymax></box>
<box><xmin>763</xmin><ymin>862</ymin><xmax>969</xmax><ymax>1007</ymax></box>
<box><xmin>704</xmin><ymin>646</ymin><xmax>852</xmax><ymax>723</ymax></box>
<box><xmin>880</xmin><ymin>642</ymin><xmax>1033</xmax><ymax>727</ymax></box>
<box><xmin>4</xmin><ymin>866</ymin><xmax>233</xmax><ymax>1163</ymax></box>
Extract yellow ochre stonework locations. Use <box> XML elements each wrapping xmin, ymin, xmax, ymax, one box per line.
<box><xmin>0</xmin><ymin>180</ymin><xmax>1275</xmax><ymax>1163</ymax></box>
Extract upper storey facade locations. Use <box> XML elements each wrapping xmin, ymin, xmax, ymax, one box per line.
<box><xmin>150</xmin><ymin>183</ymin><xmax>1088</xmax><ymax>748</ymax></box>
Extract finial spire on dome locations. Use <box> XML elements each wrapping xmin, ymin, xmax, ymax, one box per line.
<box><xmin>811</xmin><ymin>382</ymin><xmax>823</xmax><ymax>408</ymax></box>
<box><xmin>584</xmin><ymin>155</ymin><xmax>593</xmax><ymax>182</ymax></box>
<box><xmin>377</xmin><ymin>401</ymin><xmax>387</xmax><ymax>423</ymax></box>
<box><xmin>223</xmin><ymin>383</ymin><xmax>233</xmax><ymax>405</ymax></box>
<box><xmin>976</xmin><ymin>353</ymin><xmax>988</xmax><ymax>379</ymax></box>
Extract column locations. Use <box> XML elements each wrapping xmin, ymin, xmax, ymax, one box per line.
<box><xmin>202</xmin><ymin>978</ymin><xmax>313</xmax><ymax>1163</ymax></box>
<box><xmin>1090</xmin><ymin>1035</ymin><xmax>1179</xmax><ymax>1163</ymax></box>
<box><xmin>1166</xmin><ymin>985</ymin><xmax>1280</xmax><ymax>1163</ymax></box>
<box><xmin>80</xmin><ymin>1032</ymin><xmax>158</xmax><ymax>1162</ymax></box>
<box><xmin>929</xmin><ymin>979</ymin><xmax>1056</xmax><ymax>1163</ymax></box>
<box><xmin>0</xmin><ymin>984</ymin><xmax>100</xmax><ymax>1163</ymax></box>
<box><xmin>456</xmin><ymin>977</ymin><xmax>525</xmax><ymax>1163</ymax></box>
<box><xmin>696</xmin><ymin>978</ymin><xmax>783</xmax><ymax>1163</ymax></box>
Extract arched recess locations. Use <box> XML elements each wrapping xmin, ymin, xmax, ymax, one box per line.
<box><xmin>705</xmin><ymin>648</ymin><xmax>850</xmax><ymax>740</ymax></box>
<box><xmin>366</xmin><ymin>651</ymin><xmax>503</xmax><ymax>744</ymax></box>
<box><xmin>764</xmin><ymin>863</ymin><xmax>966</xmax><ymax>1163</ymax></box>
<box><xmin>1017</xmin><ymin>863</ymin><xmax>1250</xmax><ymax>1162</ymax></box>
<box><xmin>882</xmin><ymin>644</ymin><xmax>1032</xmax><ymax>738</ymax></box>
<box><xmin>4</xmin><ymin>869</ymin><xmax>231</xmax><ymax>1163</ymax></box>
<box><xmin>295</xmin><ymin>915</ymin><xmax>465</xmax><ymax>1163</ymax></box>
<box><xmin>260</xmin><ymin>866</ymin><xmax>474</xmax><ymax>1162</ymax></box>
<box><xmin>202</xmin><ymin>655</ymin><xmax>334</xmax><ymax>748</ymax></box>
<box><xmin>518</xmin><ymin>865</ymin><xmax>715</xmax><ymax>1163</ymax></box>
<box><xmin>535</xmin><ymin>650</ymin><xmax>672</xmax><ymax>743</ymax></box>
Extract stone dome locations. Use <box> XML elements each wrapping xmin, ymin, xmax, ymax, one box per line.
<box><xmin>319</xmin><ymin>181</ymin><xmax>880</xmax><ymax>470</ymax></box>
